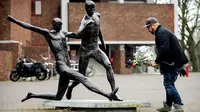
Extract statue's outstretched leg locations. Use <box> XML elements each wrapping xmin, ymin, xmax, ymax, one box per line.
<box><xmin>21</xmin><ymin>92</ymin><xmax>32</xmax><ymax>102</ymax></box>
<box><xmin>21</xmin><ymin>74</ymin><xmax>69</xmax><ymax>102</ymax></box>
<box><xmin>67</xmin><ymin>68</ymin><xmax>119</xmax><ymax>101</ymax></box>
<box><xmin>66</xmin><ymin>55</ymin><xmax>88</xmax><ymax>100</ymax></box>
<box><xmin>112</xmin><ymin>94</ymin><xmax>123</xmax><ymax>101</ymax></box>
<box><xmin>108</xmin><ymin>87</ymin><xmax>119</xmax><ymax>101</ymax></box>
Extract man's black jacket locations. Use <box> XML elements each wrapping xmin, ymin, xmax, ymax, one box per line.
<box><xmin>155</xmin><ymin>25</ymin><xmax>189</xmax><ymax>73</ymax></box>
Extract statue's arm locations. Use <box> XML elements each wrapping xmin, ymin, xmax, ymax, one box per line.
<box><xmin>99</xmin><ymin>29</ymin><xmax>106</xmax><ymax>52</ymax></box>
<box><xmin>7</xmin><ymin>15</ymin><xmax>47</xmax><ymax>34</ymax></box>
<box><xmin>65</xmin><ymin>32</ymin><xmax>82</xmax><ymax>39</ymax></box>
<box><xmin>66</xmin><ymin>18</ymin><xmax>87</xmax><ymax>39</ymax></box>
<box><xmin>96</xmin><ymin>13</ymin><xmax>106</xmax><ymax>51</ymax></box>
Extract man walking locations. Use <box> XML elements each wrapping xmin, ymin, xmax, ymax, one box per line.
<box><xmin>144</xmin><ymin>17</ymin><xmax>188</xmax><ymax>112</ymax></box>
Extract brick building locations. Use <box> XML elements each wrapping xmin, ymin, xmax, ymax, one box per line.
<box><xmin>0</xmin><ymin>0</ymin><xmax>174</xmax><ymax>80</ymax></box>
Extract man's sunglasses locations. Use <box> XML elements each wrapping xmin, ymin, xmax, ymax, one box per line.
<box><xmin>147</xmin><ymin>25</ymin><xmax>152</xmax><ymax>29</ymax></box>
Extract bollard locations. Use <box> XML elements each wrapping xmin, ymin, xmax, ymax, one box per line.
<box><xmin>186</xmin><ymin>64</ymin><xmax>189</xmax><ymax>77</ymax></box>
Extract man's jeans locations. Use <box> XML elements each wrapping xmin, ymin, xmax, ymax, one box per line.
<box><xmin>163</xmin><ymin>69</ymin><xmax>183</xmax><ymax>106</ymax></box>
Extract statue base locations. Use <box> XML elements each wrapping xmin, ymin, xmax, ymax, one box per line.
<box><xmin>43</xmin><ymin>100</ymin><xmax>151</xmax><ymax>112</ymax></box>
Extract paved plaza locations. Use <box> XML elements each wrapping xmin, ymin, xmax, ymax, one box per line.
<box><xmin>0</xmin><ymin>73</ymin><xmax>199</xmax><ymax>112</ymax></box>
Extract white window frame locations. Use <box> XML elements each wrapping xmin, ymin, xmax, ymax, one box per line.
<box><xmin>109</xmin><ymin>0</ymin><xmax>147</xmax><ymax>3</ymax></box>
<box><xmin>35</xmin><ymin>0</ymin><xmax>41</xmax><ymax>15</ymax></box>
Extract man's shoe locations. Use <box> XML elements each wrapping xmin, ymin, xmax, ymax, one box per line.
<box><xmin>156</xmin><ymin>101</ymin><xmax>172</xmax><ymax>112</ymax></box>
<box><xmin>172</xmin><ymin>104</ymin><xmax>184</xmax><ymax>112</ymax></box>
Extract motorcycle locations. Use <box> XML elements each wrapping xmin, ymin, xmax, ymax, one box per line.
<box><xmin>9</xmin><ymin>57</ymin><xmax>49</xmax><ymax>82</ymax></box>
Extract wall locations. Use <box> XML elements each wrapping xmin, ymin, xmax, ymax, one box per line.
<box><xmin>0</xmin><ymin>51</ymin><xmax>13</xmax><ymax>81</ymax></box>
<box><xmin>68</xmin><ymin>3</ymin><xmax>174</xmax><ymax>41</ymax></box>
<box><xmin>0</xmin><ymin>43</ymin><xmax>22</xmax><ymax>67</ymax></box>
<box><xmin>31</xmin><ymin>0</ymin><xmax>61</xmax><ymax>46</ymax></box>
<box><xmin>111</xmin><ymin>45</ymin><xmax>121</xmax><ymax>73</ymax></box>
<box><xmin>0</xmin><ymin>0</ymin><xmax>10</xmax><ymax>40</ymax></box>
<box><xmin>10</xmin><ymin>0</ymin><xmax>32</xmax><ymax>46</ymax></box>
<box><xmin>23</xmin><ymin>46</ymin><xmax>49</xmax><ymax>62</ymax></box>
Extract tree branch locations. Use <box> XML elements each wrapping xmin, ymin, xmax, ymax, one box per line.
<box><xmin>195</xmin><ymin>40</ymin><xmax>200</xmax><ymax>47</ymax></box>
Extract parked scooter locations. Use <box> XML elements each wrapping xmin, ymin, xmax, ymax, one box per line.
<box><xmin>9</xmin><ymin>56</ymin><xmax>48</xmax><ymax>82</ymax></box>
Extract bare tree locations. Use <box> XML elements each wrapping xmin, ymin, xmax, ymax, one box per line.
<box><xmin>178</xmin><ymin>0</ymin><xmax>200</xmax><ymax>71</ymax></box>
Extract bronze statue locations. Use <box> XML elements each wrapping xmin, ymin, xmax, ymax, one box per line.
<box><xmin>7</xmin><ymin>15</ymin><xmax>119</xmax><ymax>102</ymax></box>
<box><xmin>67</xmin><ymin>0</ymin><xmax>122</xmax><ymax>101</ymax></box>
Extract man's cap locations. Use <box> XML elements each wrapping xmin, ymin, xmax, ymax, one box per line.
<box><xmin>143</xmin><ymin>17</ymin><xmax>158</xmax><ymax>27</ymax></box>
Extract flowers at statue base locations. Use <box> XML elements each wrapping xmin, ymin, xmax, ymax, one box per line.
<box><xmin>132</xmin><ymin>46</ymin><xmax>159</xmax><ymax>73</ymax></box>
<box><xmin>132</xmin><ymin>63</ymin><xmax>136</xmax><ymax>68</ymax></box>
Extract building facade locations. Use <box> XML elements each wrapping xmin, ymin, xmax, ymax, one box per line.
<box><xmin>0</xmin><ymin>0</ymin><xmax>174</xmax><ymax>80</ymax></box>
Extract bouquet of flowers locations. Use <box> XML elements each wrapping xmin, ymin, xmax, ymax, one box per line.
<box><xmin>132</xmin><ymin>46</ymin><xmax>159</xmax><ymax>72</ymax></box>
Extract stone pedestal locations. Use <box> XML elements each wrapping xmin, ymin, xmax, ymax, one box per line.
<box><xmin>43</xmin><ymin>100</ymin><xmax>151</xmax><ymax>112</ymax></box>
